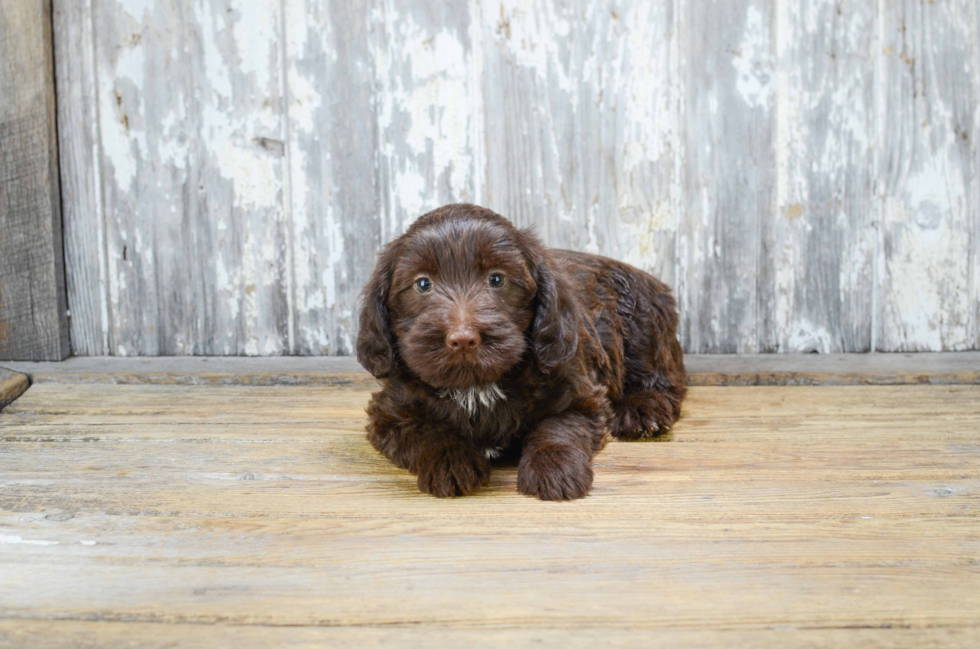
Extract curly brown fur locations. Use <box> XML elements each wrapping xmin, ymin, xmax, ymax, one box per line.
<box><xmin>356</xmin><ymin>204</ymin><xmax>686</xmax><ymax>500</ymax></box>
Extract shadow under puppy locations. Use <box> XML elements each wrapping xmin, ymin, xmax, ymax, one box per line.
<box><xmin>356</xmin><ymin>204</ymin><xmax>686</xmax><ymax>500</ymax></box>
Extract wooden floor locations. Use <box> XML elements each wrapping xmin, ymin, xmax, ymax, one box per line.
<box><xmin>1</xmin><ymin>378</ymin><xmax>979</xmax><ymax>647</ymax></box>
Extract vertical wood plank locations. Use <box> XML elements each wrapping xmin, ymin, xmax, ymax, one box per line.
<box><xmin>973</xmin><ymin>3</ymin><xmax>980</xmax><ymax>352</ymax></box>
<box><xmin>770</xmin><ymin>0</ymin><xmax>876</xmax><ymax>352</ymax></box>
<box><xmin>284</xmin><ymin>0</ymin><xmax>382</xmax><ymax>355</ymax></box>
<box><xmin>480</xmin><ymin>0</ymin><xmax>678</xmax><ymax>286</ymax></box>
<box><xmin>605</xmin><ymin>0</ymin><xmax>678</xmax><ymax>286</ymax></box>
<box><xmin>52</xmin><ymin>0</ymin><xmax>109</xmax><ymax>356</ymax></box>
<box><xmin>94</xmin><ymin>0</ymin><xmax>289</xmax><ymax>355</ymax></box>
<box><xmin>676</xmin><ymin>0</ymin><xmax>775</xmax><ymax>353</ymax></box>
<box><xmin>876</xmin><ymin>0</ymin><xmax>979</xmax><ymax>351</ymax></box>
<box><xmin>375</xmin><ymin>0</ymin><xmax>484</xmax><ymax>235</ymax></box>
<box><xmin>0</xmin><ymin>0</ymin><xmax>70</xmax><ymax>361</ymax></box>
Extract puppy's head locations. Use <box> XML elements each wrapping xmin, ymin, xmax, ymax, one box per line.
<box><xmin>356</xmin><ymin>204</ymin><xmax>578</xmax><ymax>389</ymax></box>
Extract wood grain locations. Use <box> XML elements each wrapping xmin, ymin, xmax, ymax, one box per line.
<box><xmin>677</xmin><ymin>0</ymin><xmax>774</xmax><ymax>353</ymax></box>
<box><xmin>377</xmin><ymin>1</ymin><xmax>483</xmax><ymax>249</ymax></box>
<box><xmin>2</xmin><ymin>621</ymin><xmax>978</xmax><ymax>649</ymax></box>
<box><xmin>481</xmin><ymin>0</ymin><xmax>678</xmax><ymax>287</ymax></box>
<box><xmin>52</xmin><ymin>0</ymin><xmax>108</xmax><ymax>356</ymax></box>
<box><xmin>771</xmin><ymin>0</ymin><xmax>876</xmax><ymax>352</ymax></box>
<box><xmin>0</xmin><ymin>382</ymin><xmax>978</xmax><ymax>647</ymax></box>
<box><xmin>92</xmin><ymin>0</ymin><xmax>291</xmax><ymax>356</ymax></box>
<box><xmin>285</xmin><ymin>0</ymin><xmax>382</xmax><ymax>355</ymax></box>
<box><xmin>0</xmin><ymin>0</ymin><xmax>70</xmax><ymax>361</ymax></box>
<box><xmin>876</xmin><ymin>0</ymin><xmax>979</xmax><ymax>351</ymax></box>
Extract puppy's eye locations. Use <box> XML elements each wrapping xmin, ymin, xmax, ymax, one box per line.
<box><xmin>415</xmin><ymin>277</ymin><xmax>432</xmax><ymax>293</ymax></box>
<box><xmin>488</xmin><ymin>273</ymin><xmax>505</xmax><ymax>288</ymax></box>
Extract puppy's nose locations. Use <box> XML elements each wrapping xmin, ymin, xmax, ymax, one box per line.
<box><xmin>447</xmin><ymin>328</ymin><xmax>480</xmax><ymax>352</ymax></box>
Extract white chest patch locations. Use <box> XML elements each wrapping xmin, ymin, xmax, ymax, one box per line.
<box><xmin>441</xmin><ymin>383</ymin><xmax>506</xmax><ymax>418</ymax></box>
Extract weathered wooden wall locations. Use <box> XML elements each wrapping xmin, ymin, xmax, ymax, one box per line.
<box><xmin>53</xmin><ymin>0</ymin><xmax>980</xmax><ymax>356</ymax></box>
<box><xmin>0</xmin><ymin>0</ymin><xmax>71</xmax><ymax>361</ymax></box>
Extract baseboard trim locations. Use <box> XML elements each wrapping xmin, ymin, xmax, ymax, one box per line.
<box><xmin>2</xmin><ymin>353</ymin><xmax>978</xmax><ymax>387</ymax></box>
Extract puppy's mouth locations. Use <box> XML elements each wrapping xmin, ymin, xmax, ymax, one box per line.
<box><xmin>399</xmin><ymin>329</ymin><xmax>526</xmax><ymax>390</ymax></box>
<box><xmin>427</xmin><ymin>345</ymin><xmax>510</xmax><ymax>389</ymax></box>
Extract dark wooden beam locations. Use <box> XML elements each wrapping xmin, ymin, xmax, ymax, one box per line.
<box><xmin>0</xmin><ymin>0</ymin><xmax>70</xmax><ymax>360</ymax></box>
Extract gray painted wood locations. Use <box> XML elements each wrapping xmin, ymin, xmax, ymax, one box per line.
<box><xmin>976</xmin><ymin>3</ymin><xmax>980</xmax><ymax>353</ymax></box>
<box><xmin>0</xmin><ymin>0</ymin><xmax>70</xmax><ymax>361</ymax></box>
<box><xmin>93</xmin><ymin>0</ymin><xmax>291</xmax><ymax>356</ymax></box>
<box><xmin>769</xmin><ymin>0</ymin><xmax>876</xmax><ymax>352</ymax></box>
<box><xmin>677</xmin><ymin>0</ymin><xmax>774</xmax><ymax>353</ymax></box>
<box><xmin>52</xmin><ymin>0</ymin><xmax>108</xmax><ymax>356</ymax></box>
<box><xmin>976</xmin><ymin>4</ymin><xmax>980</xmax><ymax>354</ymax></box>
<box><xmin>482</xmin><ymin>1</ymin><xmax>678</xmax><ymax>287</ymax></box>
<box><xmin>285</xmin><ymin>0</ymin><xmax>382</xmax><ymax>355</ymax></box>
<box><xmin>53</xmin><ymin>0</ymin><xmax>980</xmax><ymax>355</ymax></box>
<box><xmin>377</xmin><ymin>0</ymin><xmax>483</xmax><ymax>238</ymax></box>
<box><xmin>876</xmin><ymin>0</ymin><xmax>979</xmax><ymax>352</ymax></box>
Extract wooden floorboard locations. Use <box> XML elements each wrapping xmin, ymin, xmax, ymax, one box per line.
<box><xmin>1</xmin><ymin>383</ymin><xmax>978</xmax><ymax>647</ymax></box>
<box><xmin>1</xmin><ymin>621</ymin><xmax>978</xmax><ymax>649</ymax></box>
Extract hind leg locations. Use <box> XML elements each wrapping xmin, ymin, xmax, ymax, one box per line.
<box><xmin>610</xmin><ymin>377</ymin><xmax>686</xmax><ymax>440</ymax></box>
<box><xmin>604</xmin><ymin>264</ymin><xmax>687</xmax><ymax>440</ymax></box>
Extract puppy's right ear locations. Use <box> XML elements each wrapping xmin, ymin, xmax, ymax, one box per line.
<box><xmin>356</xmin><ymin>246</ymin><xmax>397</xmax><ymax>379</ymax></box>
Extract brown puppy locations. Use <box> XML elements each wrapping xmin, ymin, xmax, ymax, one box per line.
<box><xmin>356</xmin><ymin>204</ymin><xmax>686</xmax><ymax>500</ymax></box>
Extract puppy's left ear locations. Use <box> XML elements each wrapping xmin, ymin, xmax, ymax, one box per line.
<box><xmin>522</xmin><ymin>231</ymin><xmax>579</xmax><ymax>373</ymax></box>
<box><xmin>356</xmin><ymin>244</ymin><xmax>397</xmax><ymax>378</ymax></box>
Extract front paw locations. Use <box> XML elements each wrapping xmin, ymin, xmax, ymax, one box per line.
<box><xmin>517</xmin><ymin>445</ymin><xmax>593</xmax><ymax>501</ymax></box>
<box><xmin>417</xmin><ymin>444</ymin><xmax>491</xmax><ymax>498</ymax></box>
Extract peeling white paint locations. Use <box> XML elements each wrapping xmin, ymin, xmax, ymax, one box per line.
<box><xmin>212</xmin><ymin>143</ymin><xmax>281</xmax><ymax>210</ymax></box>
<box><xmin>60</xmin><ymin>0</ymin><xmax>980</xmax><ymax>356</ymax></box>
<box><xmin>98</xmin><ymin>79</ymin><xmax>142</xmax><ymax>191</ymax></box>
<box><xmin>882</xmin><ymin>193</ymin><xmax>971</xmax><ymax>351</ymax></box>
<box><xmin>771</xmin><ymin>0</ymin><xmax>876</xmax><ymax>352</ymax></box>
<box><xmin>786</xmin><ymin>321</ymin><xmax>833</xmax><ymax>354</ymax></box>
<box><xmin>378</xmin><ymin>9</ymin><xmax>479</xmax><ymax>228</ymax></box>
<box><xmin>232</xmin><ymin>2</ymin><xmax>276</xmax><ymax>93</ymax></box>
<box><xmin>0</xmin><ymin>535</ymin><xmax>59</xmax><ymax>546</ymax></box>
<box><xmin>615</xmin><ymin>1</ymin><xmax>675</xmax><ymax>281</ymax></box>
<box><xmin>732</xmin><ymin>6</ymin><xmax>772</xmax><ymax>110</ymax></box>
<box><xmin>877</xmin><ymin>1</ymin><xmax>977</xmax><ymax>352</ymax></box>
<box><xmin>120</xmin><ymin>0</ymin><xmax>154</xmax><ymax>22</ymax></box>
<box><xmin>195</xmin><ymin>1</ymin><xmax>233</xmax><ymax>100</ymax></box>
